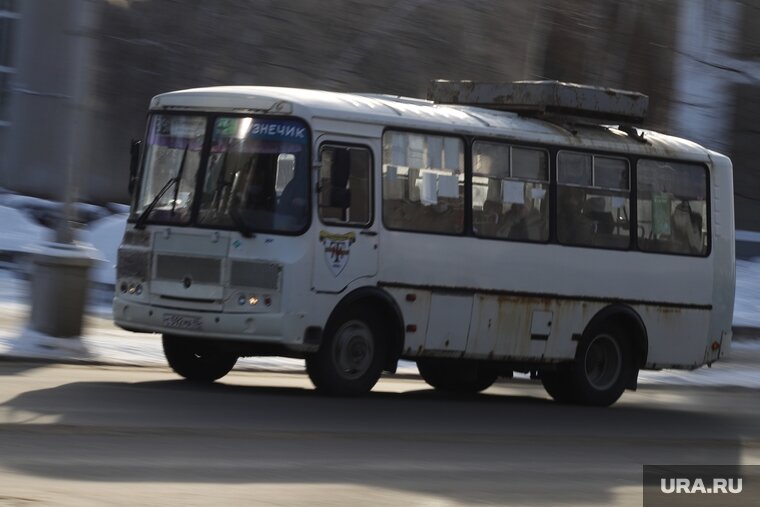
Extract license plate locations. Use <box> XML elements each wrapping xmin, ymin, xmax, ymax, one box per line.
<box><xmin>162</xmin><ymin>313</ymin><xmax>202</xmax><ymax>331</ymax></box>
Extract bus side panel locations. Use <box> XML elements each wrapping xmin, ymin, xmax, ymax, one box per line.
<box><xmin>386</xmin><ymin>287</ymin><xmax>431</xmax><ymax>356</ymax></box>
<box><xmin>637</xmin><ymin>306</ymin><xmax>712</xmax><ymax>369</ymax></box>
<box><xmin>468</xmin><ymin>298</ymin><xmax>711</xmax><ymax>369</ymax></box>
<box><xmin>390</xmin><ymin>287</ymin><xmax>712</xmax><ymax>369</ymax></box>
<box><xmin>379</xmin><ymin>233</ymin><xmax>713</xmax><ymax>312</ymax></box>
<box><xmin>469</xmin><ymin>295</ymin><xmax>575</xmax><ymax>360</ymax></box>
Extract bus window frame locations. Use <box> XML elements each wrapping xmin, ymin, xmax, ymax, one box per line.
<box><xmin>555</xmin><ymin>149</ymin><xmax>633</xmax><ymax>251</ymax></box>
<box><xmin>317</xmin><ymin>141</ymin><xmax>375</xmax><ymax>229</ymax></box>
<box><xmin>632</xmin><ymin>156</ymin><xmax>712</xmax><ymax>258</ymax></box>
<box><xmin>470</xmin><ymin>139</ymin><xmax>552</xmax><ymax>245</ymax></box>
<box><xmin>380</xmin><ymin>127</ymin><xmax>468</xmax><ymax>238</ymax></box>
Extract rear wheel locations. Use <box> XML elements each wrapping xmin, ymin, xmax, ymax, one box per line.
<box><xmin>542</xmin><ymin>324</ymin><xmax>632</xmax><ymax>406</ymax></box>
<box><xmin>162</xmin><ymin>334</ymin><xmax>238</xmax><ymax>383</ymax></box>
<box><xmin>417</xmin><ymin>359</ymin><xmax>498</xmax><ymax>394</ymax></box>
<box><xmin>306</xmin><ymin>307</ymin><xmax>386</xmax><ymax>396</ymax></box>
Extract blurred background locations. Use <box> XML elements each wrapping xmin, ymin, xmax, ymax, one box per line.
<box><xmin>0</xmin><ymin>0</ymin><xmax>757</xmax><ymax>230</ymax></box>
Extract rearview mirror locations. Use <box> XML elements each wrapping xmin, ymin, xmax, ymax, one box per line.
<box><xmin>128</xmin><ymin>139</ymin><xmax>141</xmax><ymax>195</ymax></box>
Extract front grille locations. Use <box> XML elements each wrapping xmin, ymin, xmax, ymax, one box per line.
<box><xmin>230</xmin><ymin>260</ymin><xmax>280</xmax><ymax>290</ymax></box>
<box><xmin>117</xmin><ymin>248</ymin><xmax>149</xmax><ymax>280</ymax></box>
<box><xmin>155</xmin><ymin>255</ymin><xmax>222</xmax><ymax>285</ymax></box>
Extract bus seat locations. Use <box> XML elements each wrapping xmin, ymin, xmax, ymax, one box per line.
<box><xmin>586</xmin><ymin>197</ymin><xmax>614</xmax><ymax>234</ymax></box>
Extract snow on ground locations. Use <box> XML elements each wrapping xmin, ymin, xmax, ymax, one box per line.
<box><xmin>732</xmin><ymin>259</ymin><xmax>760</xmax><ymax>328</ymax></box>
<box><xmin>0</xmin><ymin>198</ymin><xmax>759</xmax><ymax>386</ymax></box>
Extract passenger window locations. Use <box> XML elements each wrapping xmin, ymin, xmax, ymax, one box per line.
<box><xmin>557</xmin><ymin>152</ymin><xmax>630</xmax><ymax>249</ymax></box>
<box><xmin>382</xmin><ymin>131</ymin><xmax>464</xmax><ymax>234</ymax></box>
<box><xmin>318</xmin><ymin>145</ymin><xmax>372</xmax><ymax>226</ymax></box>
<box><xmin>471</xmin><ymin>142</ymin><xmax>549</xmax><ymax>241</ymax></box>
<box><xmin>636</xmin><ymin>160</ymin><xmax>708</xmax><ymax>255</ymax></box>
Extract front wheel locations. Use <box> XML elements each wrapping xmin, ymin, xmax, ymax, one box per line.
<box><xmin>542</xmin><ymin>324</ymin><xmax>633</xmax><ymax>406</ymax></box>
<box><xmin>162</xmin><ymin>335</ymin><xmax>238</xmax><ymax>383</ymax></box>
<box><xmin>305</xmin><ymin>307</ymin><xmax>386</xmax><ymax>396</ymax></box>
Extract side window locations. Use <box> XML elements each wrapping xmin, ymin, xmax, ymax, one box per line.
<box><xmin>636</xmin><ymin>160</ymin><xmax>708</xmax><ymax>256</ymax></box>
<box><xmin>472</xmin><ymin>142</ymin><xmax>549</xmax><ymax>241</ymax></box>
<box><xmin>557</xmin><ymin>152</ymin><xmax>630</xmax><ymax>249</ymax></box>
<box><xmin>382</xmin><ymin>131</ymin><xmax>464</xmax><ymax>234</ymax></box>
<box><xmin>318</xmin><ymin>145</ymin><xmax>372</xmax><ymax>226</ymax></box>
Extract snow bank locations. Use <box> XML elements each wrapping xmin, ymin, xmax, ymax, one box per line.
<box><xmin>82</xmin><ymin>213</ymin><xmax>127</xmax><ymax>286</ymax></box>
<box><xmin>0</xmin><ymin>205</ymin><xmax>50</xmax><ymax>255</ymax></box>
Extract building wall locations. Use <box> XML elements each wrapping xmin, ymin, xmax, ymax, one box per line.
<box><xmin>0</xmin><ymin>0</ymin><xmax>20</xmax><ymax>181</ymax></box>
<box><xmin>3</xmin><ymin>0</ymin><xmax>91</xmax><ymax>202</ymax></box>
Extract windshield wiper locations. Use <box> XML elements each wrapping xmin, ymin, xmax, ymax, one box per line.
<box><xmin>134</xmin><ymin>177</ymin><xmax>177</xmax><ymax>230</ymax></box>
<box><xmin>134</xmin><ymin>147</ymin><xmax>188</xmax><ymax>230</ymax></box>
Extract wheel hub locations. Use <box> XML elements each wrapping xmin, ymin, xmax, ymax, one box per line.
<box><xmin>583</xmin><ymin>334</ymin><xmax>622</xmax><ymax>391</ymax></box>
<box><xmin>332</xmin><ymin>320</ymin><xmax>374</xmax><ymax>380</ymax></box>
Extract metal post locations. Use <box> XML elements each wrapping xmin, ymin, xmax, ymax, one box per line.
<box><xmin>11</xmin><ymin>0</ymin><xmax>98</xmax><ymax>338</ymax></box>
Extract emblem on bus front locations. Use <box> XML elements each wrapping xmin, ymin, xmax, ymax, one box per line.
<box><xmin>182</xmin><ymin>276</ymin><xmax>192</xmax><ymax>288</ymax></box>
<box><xmin>319</xmin><ymin>231</ymin><xmax>356</xmax><ymax>277</ymax></box>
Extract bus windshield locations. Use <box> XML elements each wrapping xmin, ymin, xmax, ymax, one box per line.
<box><xmin>197</xmin><ymin>117</ymin><xmax>310</xmax><ymax>234</ymax></box>
<box><xmin>133</xmin><ymin>114</ymin><xmax>310</xmax><ymax>234</ymax></box>
<box><xmin>133</xmin><ymin>114</ymin><xmax>206</xmax><ymax>225</ymax></box>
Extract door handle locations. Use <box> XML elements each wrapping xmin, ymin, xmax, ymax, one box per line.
<box><xmin>359</xmin><ymin>230</ymin><xmax>378</xmax><ymax>236</ymax></box>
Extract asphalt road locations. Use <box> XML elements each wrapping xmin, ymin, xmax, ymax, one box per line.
<box><xmin>0</xmin><ymin>362</ymin><xmax>758</xmax><ymax>507</ymax></box>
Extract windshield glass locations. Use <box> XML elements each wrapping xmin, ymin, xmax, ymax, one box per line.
<box><xmin>133</xmin><ymin>114</ymin><xmax>206</xmax><ymax>224</ymax></box>
<box><xmin>197</xmin><ymin>117</ymin><xmax>310</xmax><ymax>233</ymax></box>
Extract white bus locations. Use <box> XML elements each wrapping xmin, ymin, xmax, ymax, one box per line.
<box><xmin>114</xmin><ymin>81</ymin><xmax>735</xmax><ymax>406</ymax></box>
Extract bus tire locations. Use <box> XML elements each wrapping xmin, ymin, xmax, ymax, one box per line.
<box><xmin>305</xmin><ymin>307</ymin><xmax>386</xmax><ymax>396</ymax></box>
<box><xmin>540</xmin><ymin>368</ymin><xmax>575</xmax><ymax>403</ymax></box>
<box><xmin>543</xmin><ymin>324</ymin><xmax>632</xmax><ymax>406</ymax></box>
<box><xmin>162</xmin><ymin>334</ymin><xmax>238</xmax><ymax>383</ymax></box>
<box><xmin>417</xmin><ymin>359</ymin><xmax>497</xmax><ymax>394</ymax></box>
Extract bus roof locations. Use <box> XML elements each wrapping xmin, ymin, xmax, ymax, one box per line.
<box><xmin>150</xmin><ymin>86</ymin><xmax>716</xmax><ymax>163</ymax></box>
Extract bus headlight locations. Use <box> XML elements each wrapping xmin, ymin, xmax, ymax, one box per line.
<box><xmin>119</xmin><ymin>282</ymin><xmax>143</xmax><ymax>296</ymax></box>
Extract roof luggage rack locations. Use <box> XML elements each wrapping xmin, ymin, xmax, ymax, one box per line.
<box><xmin>427</xmin><ymin>80</ymin><xmax>648</xmax><ymax>125</ymax></box>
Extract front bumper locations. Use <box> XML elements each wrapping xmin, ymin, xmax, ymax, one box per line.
<box><xmin>113</xmin><ymin>297</ymin><xmax>312</xmax><ymax>350</ymax></box>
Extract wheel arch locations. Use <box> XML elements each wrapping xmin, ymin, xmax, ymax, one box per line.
<box><xmin>325</xmin><ymin>286</ymin><xmax>405</xmax><ymax>373</ymax></box>
<box><xmin>583</xmin><ymin>304</ymin><xmax>649</xmax><ymax>371</ymax></box>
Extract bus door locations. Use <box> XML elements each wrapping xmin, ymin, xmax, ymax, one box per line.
<box><xmin>312</xmin><ymin>139</ymin><xmax>379</xmax><ymax>293</ymax></box>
